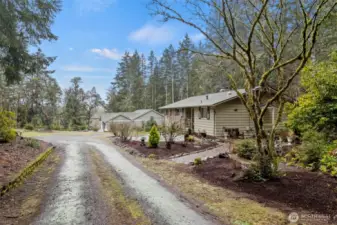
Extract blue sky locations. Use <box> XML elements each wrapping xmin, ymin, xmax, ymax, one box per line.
<box><xmin>40</xmin><ymin>0</ymin><xmax>205</xmax><ymax>99</ymax></box>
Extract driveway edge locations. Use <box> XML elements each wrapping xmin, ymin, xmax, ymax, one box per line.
<box><xmin>0</xmin><ymin>146</ymin><xmax>54</xmax><ymax>197</ymax></box>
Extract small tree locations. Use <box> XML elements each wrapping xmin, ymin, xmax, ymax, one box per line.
<box><xmin>160</xmin><ymin>120</ymin><xmax>184</xmax><ymax>149</ymax></box>
<box><xmin>148</xmin><ymin>125</ymin><xmax>160</xmax><ymax>148</ymax></box>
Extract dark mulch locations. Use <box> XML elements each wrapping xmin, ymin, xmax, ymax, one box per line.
<box><xmin>0</xmin><ymin>138</ymin><xmax>49</xmax><ymax>187</ymax></box>
<box><xmin>193</xmin><ymin>157</ymin><xmax>337</xmax><ymax>214</ymax></box>
<box><xmin>125</xmin><ymin>141</ymin><xmax>217</xmax><ymax>158</ymax></box>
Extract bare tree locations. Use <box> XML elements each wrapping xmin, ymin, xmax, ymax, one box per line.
<box><xmin>160</xmin><ymin>119</ymin><xmax>184</xmax><ymax>149</ymax></box>
<box><xmin>149</xmin><ymin>0</ymin><xmax>337</xmax><ymax>177</ymax></box>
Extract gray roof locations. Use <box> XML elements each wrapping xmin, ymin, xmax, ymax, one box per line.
<box><xmin>98</xmin><ymin>109</ymin><xmax>158</xmax><ymax>122</ymax></box>
<box><xmin>159</xmin><ymin>89</ymin><xmax>245</xmax><ymax>109</ymax></box>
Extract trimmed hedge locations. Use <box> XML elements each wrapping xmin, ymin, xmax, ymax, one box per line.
<box><xmin>0</xmin><ymin>146</ymin><xmax>54</xmax><ymax>197</ymax></box>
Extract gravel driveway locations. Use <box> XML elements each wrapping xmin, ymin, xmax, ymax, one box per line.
<box><xmin>33</xmin><ymin>133</ymin><xmax>215</xmax><ymax>225</ymax></box>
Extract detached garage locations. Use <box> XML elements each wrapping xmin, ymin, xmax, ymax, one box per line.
<box><xmin>95</xmin><ymin>109</ymin><xmax>164</xmax><ymax>132</ymax></box>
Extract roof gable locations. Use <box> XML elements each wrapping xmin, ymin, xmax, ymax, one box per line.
<box><xmin>107</xmin><ymin>114</ymin><xmax>132</xmax><ymax>122</ymax></box>
<box><xmin>133</xmin><ymin>109</ymin><xmax>164</xmax><ymax>120</ymax></box>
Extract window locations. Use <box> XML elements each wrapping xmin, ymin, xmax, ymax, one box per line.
<box><xmin>175</xmin><ymin>108</ymin><xmax>180</xmax><ymax>116</ymax></box>
<box><xmin>199</xmin><ymin>107</ymin><xmax>210</xmax><ymax>119</ymax></box>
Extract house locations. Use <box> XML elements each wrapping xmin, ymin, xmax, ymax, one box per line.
<box><xmin>91</xmin><ymin>109</ymin><xmax>164</xmax><ymax>132</ymax></box>
<box><xmin>159</xmin><ymin>89</ymin><xmax>276</xmax><ymax>137</ymax></box>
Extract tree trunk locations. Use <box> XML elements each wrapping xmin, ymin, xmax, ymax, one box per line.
<box><xmin>255</xmin><ymin>130</ymin><xmax>277</xmax><ymax>178</ymax></box>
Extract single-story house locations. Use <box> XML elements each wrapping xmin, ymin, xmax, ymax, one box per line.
<box><xmin>159</xmin><ymin>89</ymin><xmax>277</xmax><ymax>137</ymax></box>
<box><xmin>91</xmin><ymin>109</ymin><xmax>164</xmax><ymax>132</ymax></box>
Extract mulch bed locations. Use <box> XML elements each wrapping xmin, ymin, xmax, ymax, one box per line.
<box><xmin>192</xmin><ymin>157</ymin><xmax>337</xmax><ymax>214</ymax></box>
<box><xmin>124</xmin><ymin>140</ymin><xmax>217</xmax><ymax>158</ymax></box>
<box><xmin>0</xmin><ymin>138</ymin><xmax>49</xmax><ymax>187</ymax></box>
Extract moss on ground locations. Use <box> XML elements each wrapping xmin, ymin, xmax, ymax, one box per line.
<box><xmin>90</xmin><ymin>150</ymin><xmax>151</xmax><ymax>225</ymax></box>
<box><xmin>139</xmin><ymin>158</ymin><xmax>288</xmax><ymax>225</ymax></box>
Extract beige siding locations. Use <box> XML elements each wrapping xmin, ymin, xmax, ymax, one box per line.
<box><xmin>134</xmin><ymin>111</ymin><xmax>164</xmax><ymax>127</ymax></box>
<box><xmin>215</xmin><ymin>99</ymin><xmax>276</xmax><ymax>136</ymax></box>
<box><xmin>214</xmin><ymin>99</ymin><xmax>251</xmax><ymax>136</ymax></box>
<box><xmin>194</xmin><ymin>107</ymin><xmax>215</xmax><ymax>136</ymax></box>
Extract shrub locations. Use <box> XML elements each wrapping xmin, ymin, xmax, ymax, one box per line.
<box><xmin>52</xmin><ymin>123</ymin><xmax>62</xmax><ymax>130</ymax></box>
<box><xmin>320</xmin><ymin>154</ymin><xmax>337</xmax><ymax>177</ymax></box>
<box><xmin>118</xmin><ymin>123</ymin><xmax>133</xmax><ymax>142</ymax></box>
<box><xmin>109</xmin><ymin>122</ymin><xmax>119</xmax><ymax>136</ymax></box>
<box><xmin>194</xmin><ymin>157</ymin><xmax>202</xmax><ymax>165</ymax></box>
<box><xmin>242</xmin><ymin>164</ymin><xmax>265</xmax><ymax>182</ymax></box>
<box><xmin>299</xmin><ymin>131</ymin><xmax>327</xmax><ymax>170</ymax></box>
<box><xmin>92</xmin><ymin>126</ymin><xmax>99</xmax><ymax>132</ymax></box>
<box><xmin>110</xmin><ymin>122</ymin><xmax>133</xmax><ymax>141</ymax></box>
<box><xmin>2</xmin><ymin>129</ymin><xmax>16</xmax><ymax>142</ymax></box>
<box><xmin>0</xmin><ymin>109</ymin><xmax>16</xmax><ymax>142</ymax></box>
<box><xmin>160</xmin><ymin>120</ymin><xmax>183</xmax><ymax>149</ymax></box>
<box><xmin>319</xmin><ymin>140</ymin><xmax>337</xmax><ymax>177</ymax></box>
<box><xmin>187</xmin><ymin>135</ymin><xmax>194</xmax><ymax>142</ymax></box>
<box><xmin>236</xmin><ymin>139</ymin><xmax>257</xmax><ymax>160</ymax></box>
<box><xmin>148</xmin><ymin>125</ymin><xmax>160</xmax><ymax>148</ymax></box>
<box><xmin>145</xmin><ymin>116</ymin><xmax>157</xmax><ymax>132</ymax></box>
<box><xmin>25</xmin><ymin>138</ymin><xmax>40</xmax><ymax>149</ymax></box>
<box><xmin>24</xmin><ymin>123</ymin><xmax>34</xmax><ymax>131</ymax></box>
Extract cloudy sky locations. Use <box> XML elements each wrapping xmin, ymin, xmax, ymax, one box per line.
<box><xmin>41</xmin><ymin>0</ymin><xmax>205</xmax><ymax>99</ymax></box>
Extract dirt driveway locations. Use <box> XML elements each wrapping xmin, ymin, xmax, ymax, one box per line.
<box><xmin>1</xmin><ymin>132</ymin><xmax>217</xmax><ymax>225</ymax></box>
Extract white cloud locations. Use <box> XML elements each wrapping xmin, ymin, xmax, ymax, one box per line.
<box><xmin>91</xmin><ymin>48</ymin><xmax>122</xmax><ymax>60</ymax></box>
<box><xmin>190</xmin><ymin>33</ymin><xmax>205</xmax><ymax>42</ymax></box>
<box><xmin>61</xmin><ymin>65</ymin><xmax>113</xmax><ymax>73</ymax></box>
<box><xmin>128</xmin><ymin>24</ymin><xmax>174</xmax><ymax>45</ymax></box>
<box><xmin>75</xmin><ymin>0</ymin><xmax>115</xmax><ymax>13</ymax></box>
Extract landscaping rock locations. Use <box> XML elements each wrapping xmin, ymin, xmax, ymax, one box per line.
<box><xmin>218</xmin><ymin>153</ymin><xmax>229</xmax><ymax>158</ymax></box>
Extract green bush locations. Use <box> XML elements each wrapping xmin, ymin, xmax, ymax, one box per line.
<box><xmin>236</xmin><ymin>139</ymin><xmax>257</xmax><ymax>160</ymax></box>
<box><xmin>319</xmin><ymin>140</ymin><xmax>337</xmax><ymax>176</ymax></box>
<box><xmin>242</xmin><ymin>164</ymin><xmax>265</xmax><ymax>182</ymax></box>
<box><xmin>51</xmin><ymin>123</ymin><xmax>62</xmax><ymax>130</ymax></box>
<box><xmin>0</xmin><ymin>109</ymin><xmax>17</xmax><ymax>142</ymax></box>
<box><xmin>25</xmin><ymin>138</ymin><xmax>40</xmax><ymax>149</ymax></box>
<box><xmin>299</xmin><ymin>131</ymin><xmax>327</xmax><ymax>170</ymax></box>
<box><xmin>3</xmin><ymin>129</ymin><xmax>16</xmax><ymax>142</ymax></box>
<box><xmin>320</xmin><ymin>153</ymin><xmax>337</xmax><ymax>177</ymax></box>
<box><xmin>194</xmin><ymin>157</ymin><xmax>202</xmax><ymax>165</ymax></box>
<box><xmin>148</xmin><ymin>125</ymin><xmax>160</xmax><ymax>148</ymax></box>
<box><xmin>24</xmin><ymin>123</ymin><xmax>34</xmax><ymax>131</ymax></box>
